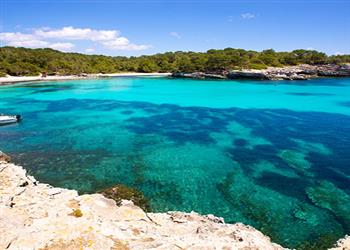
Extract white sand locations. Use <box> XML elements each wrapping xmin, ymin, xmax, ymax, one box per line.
<box><xmin>0</xmin><ymin>72</ymin><xmax>171</xmax><ymax>85</ymax></box>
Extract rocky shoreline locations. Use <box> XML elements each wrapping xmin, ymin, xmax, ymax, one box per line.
<box><xmin>0</xmin><ymin>151</ymin><xmax>349</xmax><ymax>249</ymax></box>
<box><xmin>0</xmin><ymin>152</ymin><xmax>285</xmax><ymax>249</ymax></box>
<box><xmin>172</xmin><ymin>64</ymin><xmax>350</xmax><ymax>81</ymax></box>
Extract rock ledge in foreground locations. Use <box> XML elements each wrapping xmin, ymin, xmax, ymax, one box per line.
<box><xmin>0</xmin><ymin>160</ymin><xmax>287</xmax><ymax>249</ymax></box>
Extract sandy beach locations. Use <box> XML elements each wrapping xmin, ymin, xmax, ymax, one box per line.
<box><xmin>0</xmin><ymin>72</ymin><xmax>171</xmax><ymax>85</ymax></box>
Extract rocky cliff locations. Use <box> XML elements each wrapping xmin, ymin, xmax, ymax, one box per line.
<box><xmin>0</xmin><ymin>156</ymin><xmax>288</xmax><ymax>250</ymax></box>
<box><xmin>172</xmin><ymin>64</ymin><xmax>350</xmax><ymax>81</ymax></box>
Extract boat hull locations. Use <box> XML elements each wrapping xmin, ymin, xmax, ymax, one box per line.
<box><xmin>0</xmin><ymin>115</ymin><xmax>20</xmax><ymax>125</ymax></box>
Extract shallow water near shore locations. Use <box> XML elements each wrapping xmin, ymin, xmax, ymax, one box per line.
<box><xmin>1</xmin><ymin>76</ymin><xmax>350</xmax><ymax>248</ymax></box>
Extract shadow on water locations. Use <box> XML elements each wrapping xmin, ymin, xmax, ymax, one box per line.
<box><xmin>338</xmin><ymin>101</ymin><xmax>350</xmax><ymax>108</ymax></box>
<box><xmin>1</xmin><ymin>97</ymin><xmax>350</xmax><ymax>249</ymax></box>
<box><xmin>287</xmin><ymin>92</ymin><xmax>334</xmax><ymax>96</ymax></box>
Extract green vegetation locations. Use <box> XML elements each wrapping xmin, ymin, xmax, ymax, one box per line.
<box><xmin>1</xmin><ymin>46</ymin><xmax>350</xmax><ymax>76</ymax></box>
<box><xmin>100</xmin><ymin>184</ymin><xmax>151</xmax><ymax>212</ymax></box>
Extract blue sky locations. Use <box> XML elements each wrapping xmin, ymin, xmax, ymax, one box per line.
<box><xmin>0</xmin><ymin>0</ymin><xmax>349</xmax><ymax>56</ymax></box>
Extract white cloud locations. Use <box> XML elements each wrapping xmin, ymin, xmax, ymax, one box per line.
<box><xmin>306</xmin><ymin>47</ymin><xmax>315</xmax><ymax>50</ymax></box>
<box><xmin>0</xmin><ymin>32</ymin><xmax>37</xmax><ymax>42</ymax></box>
<box><xmin>102</xmin><ymin>37</ymin><xmax>129</xmax><ymax>47</ymax></box>
<box><xmin>0</xmin><ymin>26</ymin><xmax>150</xmax><ymax>52</ymax></box>
<box><xmin>0</xmin><ymin>33</ymin><xmax>48</xmax><ymax>48</ymax></box>
<box><xmin>85</xmin><ymin>48</ymin><xmax>95</xmax><ymax>53</ymax></box>
<box><xmin>7</xmin><ymin>39</ymin><xmax>49</xmax><ymax>48</ymax></box>
<box><xmin>34</xmin><ymin>26</ymin><xmax>149</xmax><ymax>50</ymax></box>
<box><xmin>102</xmin><ymin>38</ymin><xmax>150</xmax><ymax>51</ymax></box>
<box><xmin>170</xmin><ymin>31</ymin><xmax>181</xmax><ymax>39</ymax></box>
<box><xmin>34</xmin><ymin>26</ymin><xmax>119</xmax><ymax>41</ymax></box>
<box><xmin>241</xmin><ymin>13</ymin><xmax>255</xmax><ymax>20</ymax></box>
<box><xmin>335</xmin><ymin>51</ymin><xmax>343</xmax><ymax>55</ymax></box>
<box><xmin>49</xmin><ymin>42</ymin><xmax>75</xmax><ymax>51</ymax></box>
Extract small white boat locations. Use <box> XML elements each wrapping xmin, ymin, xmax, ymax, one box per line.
<box><xmin>0</xmin><ymin>115</ymin><xmax>21</xmax><ymax>125</ymax></box>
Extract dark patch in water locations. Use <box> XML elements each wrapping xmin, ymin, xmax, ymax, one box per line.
<box><xmin>234</xmin><ymin>139</ymin><xmax>247</xmax><ymax>147</ymax></box>
<box><xmin>1</xmin><ymin>97</ymin><xmax>350</xmax><ymax>249</ymax></box>
<box><xmin>287</xmin><ymin>92</ymin><xmax>334</xmax><ymax>96</ymax></box>
<box><xmin>255</xmin><ymin>171</ymin><xmax>310</xmax><ymax>199</ymax></box>
<box><xmin>121</xmin><ymin>110</ymin><xmax>134</xmax><ymax>115</ymax></box>
<box><xmin>338</xmin><ymin>101</ymin><xmax>350</xmax><ymax>108</ymax></box>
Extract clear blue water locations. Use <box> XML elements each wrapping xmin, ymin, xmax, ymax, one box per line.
<box><xmin>1</xmin><ymin>77</ymin><xmax>350</xmax><ymax>248</ymax></box>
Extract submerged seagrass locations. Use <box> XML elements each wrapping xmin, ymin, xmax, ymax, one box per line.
<box><xmin>0</xmin><ymin>76</ymin><xmax>350</xmax><ymax>248</ymax></box>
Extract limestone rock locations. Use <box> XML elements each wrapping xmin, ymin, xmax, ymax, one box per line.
<box><xmin>228</xmin><ymin>70</ymin><xmax>269</xmax><ymax>80</ymax></box>
<box><xmin>172</xmin><ymin>64</ymin><xmax>350</xmax><ymax>81</ymax></box>
<box><xmin>329</xmin><ymin>235</ymin><xmax>350</xmax><ymax>250</ymax></box>
<box><xmin>172</xmin><ymin>72</ymin><xmax>227</xmax><ymax>79</ymax></box>
<box><xmin>0</xmin><ymin>161</ymin><xmax>287</xmax><ymax>249</ymax></box>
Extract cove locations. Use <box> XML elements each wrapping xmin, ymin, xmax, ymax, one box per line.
<box><xmin>0</xmin><ymin>76</ymin><xmax>350</xmax><ymax>248</ymax></box>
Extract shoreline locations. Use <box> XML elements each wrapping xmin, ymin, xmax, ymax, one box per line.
<box><xmin>0</xmin><ymin>152</ymin><xmax>287</xmax><ymax>249</ymax></box>
<box><xmin>172</xmin><ymin>64</ymin><xmax>350</xmax><ymax>81</ymax></box>
<box><xmin>0</xmin><ymin>72</ymin><xmax>171</xmax><ymax>86</ymax></box>
<box><xmin>0</xmin><ymin>151</ymin><xmax>349</xmax><ymax>249</ymax></box>
<box><xmin>2</xmin><ymin>64</ymin><xmax>350</xmax><ymax>86</ymax></box>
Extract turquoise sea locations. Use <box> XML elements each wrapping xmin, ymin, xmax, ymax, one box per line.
<box><xmin>0</xmin><ymin>77</ymin><xmax>350</xmax><ymax>248</ymax></box>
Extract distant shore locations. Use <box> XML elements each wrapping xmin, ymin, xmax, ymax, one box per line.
<box><xmin>172</xmin><ymin>64</ymin><xmax>350</xmax><ymax>81</ymax></box>
<box><xmin>0</xmin><ymin>72</ymin><xmax>171</xmax><ymax>85</ymax></box>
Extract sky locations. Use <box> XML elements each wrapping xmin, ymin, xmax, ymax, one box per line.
<box><xmin>0</xmin><ymin>0</ymin><xmax>349</xmax><ymax>56</ymax></box>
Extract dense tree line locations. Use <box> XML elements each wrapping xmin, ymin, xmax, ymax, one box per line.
<box><xmin>0</xmin><ymin>46</ymin><xmax>349</xmax><ymax>76</ymax></box>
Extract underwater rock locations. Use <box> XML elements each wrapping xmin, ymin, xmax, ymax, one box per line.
<box><xmin>279</xmin><ymin>150</ymin><xmax>312</xmax><ymax>174</ymax></box>
<box><xmin>217</xmin><ymin>167</ymin><xmax>344</xmax><ymax>248</ymax></box>
<box><xmin>100</xmin><ymin>184</ymin><xmax>151</xmax><ymax>212</ymax></box>
<box><xmin>0</xmin><ymin>161</ymin><xmax>286</xmax><ymax>250</ymax></box>
<box><xmin>306</xmin><ymin>181</ymin><xmax>350</xmax><ymax>231</ymax></box>
<box><xmin>292</xmin><ymin>203</ymin><xmax>319</xmax><ymax>225</ymax></box>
